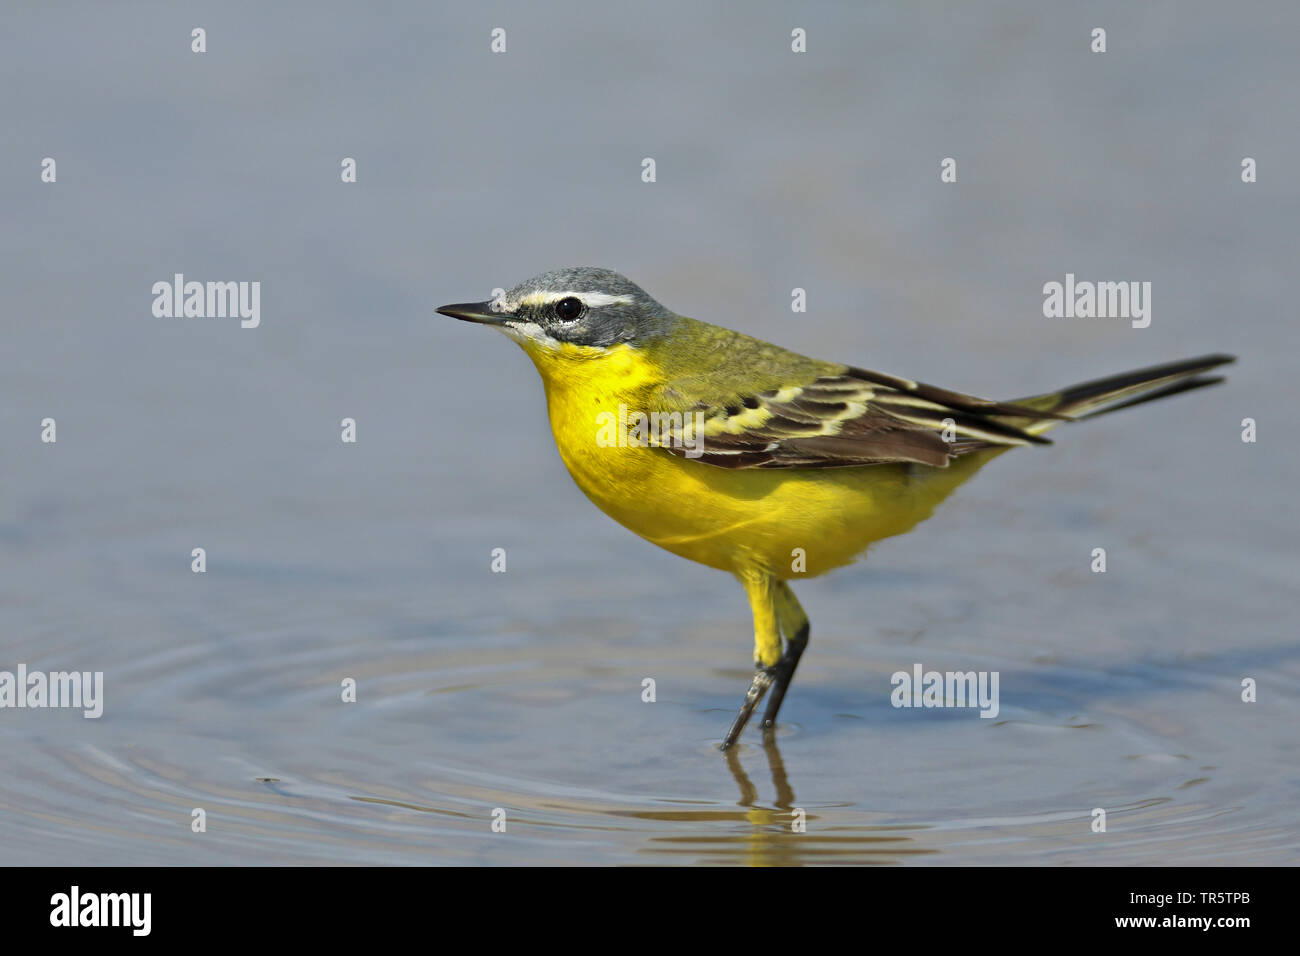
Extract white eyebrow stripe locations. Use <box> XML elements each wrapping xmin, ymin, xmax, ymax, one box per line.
<box><xmin>516</xmin><ymin>290</ymin><xmax>633</xmax><ymax>308</ymax></box>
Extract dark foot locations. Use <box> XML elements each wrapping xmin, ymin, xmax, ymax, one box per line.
<box><xmin>719</xmin><ymin>667</ymin><xmax>775</xmax><ymax>750</ymax></box>
<box><xmin>759</xmin><ymin>622</ymin><xmax>809</xmax><ymax>730</ymax></box>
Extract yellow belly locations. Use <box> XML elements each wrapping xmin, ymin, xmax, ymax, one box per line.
<box><xmin>540</xmin><ymin>372</ymin><xmax>1002</xmax><ymax>578</ymax></box>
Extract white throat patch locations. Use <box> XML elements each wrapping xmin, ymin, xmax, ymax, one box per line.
<box><xmin>496</xmin><ymin>320</ymin><xmax>560</xmax><ymax>350</ymax></box>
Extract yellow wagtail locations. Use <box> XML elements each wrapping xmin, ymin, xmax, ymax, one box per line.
<box><xmin>438</xmin><ymin>267</ymin><xmax>1234</xmax><ymax>749</ymax></box>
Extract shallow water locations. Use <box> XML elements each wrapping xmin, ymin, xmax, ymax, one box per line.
<box><xmin>3</xmin><ymin>1</ymin><xmax>1298</xmax><ymax>865</ymax></box>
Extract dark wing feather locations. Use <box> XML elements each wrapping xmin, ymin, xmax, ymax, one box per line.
<box><xmin>655</xmin><ymin>367</ymin><xmax>1067</xmax><ymax>470</ymax></box>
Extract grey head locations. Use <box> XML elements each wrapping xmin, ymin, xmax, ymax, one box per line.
<box><xmin>437</xmin><ymin>266</ymin><xmax>676</xmax><ymax>349</ymax></box>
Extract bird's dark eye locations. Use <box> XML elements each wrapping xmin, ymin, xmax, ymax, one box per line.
<box><xmin>554</xmin><ymin>297</ymin><xmax>584</xmax><ymax>322</ymax></box>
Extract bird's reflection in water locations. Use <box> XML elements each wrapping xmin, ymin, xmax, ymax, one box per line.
<box><xmin>622</xmin><ymin>731</ymin><xmax>938</xmax><ymax>866</ymax></box>
<box><xmin>725</xmin><ymin>730</ymin><xmax>796</xmax><ymax>810</ymax></box>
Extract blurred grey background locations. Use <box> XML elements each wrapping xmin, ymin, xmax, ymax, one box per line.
<box><xmin>1</xmin><ymin>1</ymin><xmax>1296</xmax><ymax>865</ymax></box>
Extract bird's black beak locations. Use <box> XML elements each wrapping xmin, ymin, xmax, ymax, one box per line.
<box><xmin>436</xmin><ymin>300</ymin><xmax>509</xmax><ymax>325</ymax></box>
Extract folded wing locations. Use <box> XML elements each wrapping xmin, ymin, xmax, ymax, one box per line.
<box><xmin>655</xmin><ymin>365</ymin><xmax>1067</xmax><ymax>470</ymax></box>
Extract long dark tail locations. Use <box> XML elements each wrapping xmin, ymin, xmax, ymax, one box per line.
<box><xmin>1003</xmin><ymin>353</ymin><xmax>1235</xmax><ymax>435</ymax></box>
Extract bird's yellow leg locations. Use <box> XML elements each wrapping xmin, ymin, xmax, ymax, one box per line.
<box><xmin>721</xmin><ymin>569</ymin><xmax>785</xmax><ymax>750</ymax></box>
<box><xmin>742</xmin><ymin>569</ymin><xmax>783</xmax><ymax>669</ymax></box>
<box><xmin>773</xmin><ymin>582</ymin><xmax>808</xmax><ymax>647</ymax></box>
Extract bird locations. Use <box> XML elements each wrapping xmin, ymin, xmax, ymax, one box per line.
<box><xmin>438</xmin><ymin>266</ymin><xmax>1234</xmax><ymax>750</ymax></box>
